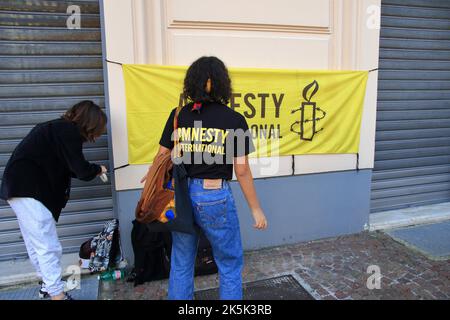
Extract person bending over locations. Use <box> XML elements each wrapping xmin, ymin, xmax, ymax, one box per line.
<box><xmin>0</xmin><ymin>100</ymin><xmax>108</xmax><ymax>300</ymax></box>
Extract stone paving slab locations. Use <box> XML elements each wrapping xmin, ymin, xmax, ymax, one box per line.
<box><xmin>385</xmin><ymin>221</ymin><xmax>450</xmax><ymax>260</ymax></box>
<box><xmin>0</xmin><ymin>275</ymin><xmax>99</xmax><ymax>300</ymax></box>
<box><xmin>98</xmin><ymin>231</ymin><xmax>450</xmax><ymax>300</ymax></box>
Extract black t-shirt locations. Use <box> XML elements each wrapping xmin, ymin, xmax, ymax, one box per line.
<box><xmin>159</xmin><ymin>101</ymin><xmax>255</xmax><ymax>180</ymax></box>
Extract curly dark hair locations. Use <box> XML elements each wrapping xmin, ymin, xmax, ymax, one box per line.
<box><xmin>183</xmin><ymin>56</ymin><xmax>232</xmax><ymax>105</ymax></box>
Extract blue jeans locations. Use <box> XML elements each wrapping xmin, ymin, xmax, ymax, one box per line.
<box><xmin>168</xmin><ymin>178</ymin><xmax>244</xmax><ymax>300</ymax></box>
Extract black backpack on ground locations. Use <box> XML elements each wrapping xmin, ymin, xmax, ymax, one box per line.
<box><xmin>196</xmin><ymin>234</ymin><xmax>218</xmax><ymax>276</ymax></box>
<box><xmin>128</xmin><ymin>220</ymin><xmax>218</xmax><ymax>287</ymax></box>
<box><xmin>128</xmin><ymin>220</ymin><xmax>169</xmax><ymax>286</ymax></box>
<box><xmin>162</xmin><ymin>228</ymin><xmax>218</xmax><ymax>277</ymax></box>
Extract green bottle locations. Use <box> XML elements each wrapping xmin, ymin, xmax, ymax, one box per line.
<box><xmin>98</xmin><ymin>269</ymin><xmax>125</xmax><ymax>281</ymax></box>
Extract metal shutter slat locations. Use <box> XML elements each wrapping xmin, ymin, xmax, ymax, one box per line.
<box><xmin>0</xmin><ymin>83</ymin><xmax>104</xmax><ymax>98</ymax></box>
<box><xmin>379</xmin><ymin>49</ymin><xmax>450</xmax><ymax>61</ymax></box>
<box><xmin>372</xmin><ymin>173</ymin><xmax>450</xmax><ymax>190</ymax></box>
<box><xmin>0</xmin><ymin>135</ymin><xmax>108</xmax><ymax>153</ymax></box>
<box><xmin>0</xmin><ymin>0</ymin><xmax>100</xmax><ymax>14</ymax></box>
<box><xmin>378</xmin><ymin>90</ymin><xmax>450</xmax><ymax>100</ymax></box>
<box><xmin>0</xmin><ymin>12</ymin><xmax>100</xmax><ymax>28</ymax></box>
<box><xmin>379</xmin><ymin>71</ymin><xmax>450</xmax><ymax>80</ymax></box>
<box><xmin>381</xmin><ymin>27</ymin><xmax>450</xmax><ymax>40</ymax></box>
<box><xmin>374</xmin><ymin>155</ymin><xmax>450</xmax><ymax>171</ymax></box>
<box><xmin>378</xmin><ymin>100</ymin><xmax>450</xmax><ymax>111</ymax></box>
<box><xmin>0</xmin><ymin>148</ymin><xmax>108</xmax><ymax>167</ymax></box>
<box><xmin>0</xmin><ymin>198</ymin><xmax>113</xmax><ymax>219</ymax></box>
<box><xmin>381</xmin><ymin>39</ymin><xmax>450</xmax><ymax>50</ymax></box>
<box><xmin>0</xmin><ymin>96</ymin><xmax>105</xmax><ymax>112</ymax></box>
<box><xmin>0</xmin><ymin>70</ymin><xmax>103</xmax><ymax>84</ymax></box>
<box><xmin>382</xmin><ymin>4</ymin><xmax>450</xmax><ymax>20</ymax></box>
<box><xmin>381</xmin><ymin>16</ymin><xmax>450</xmax><ymax>30</ymax></box>
<box><xmin>379</xmin><ymin>59</ymin><xmax>450</xmax><ymax>71</ymax></box>
<box><xmin>0</xmin><ymin>210</ymin><xmax>113</xmax><ymax>235</ymax></box>
<box><xmin>376</xmin><ymin>110</ymin><xmax>450</xmax><ymax>121</ymax></box>
<box><xmin>371</xmin><ymin>191</ymin><xmax>450</xmax><ymax>213</ymax></box>
<box><xmin>376</xmin><ymin>137</ymin><xmax>450</xmax><ymax>151</ymax></box>
<box><xmin>0</xmin><ymin>56</ymin><xmax>103</xmax><ymax>70</ymax></box>
<box><xmin>376</xmin><ymin>119</ymin><xmax>450</xmax><ymax>131</ymax></box>
<box><xmin>375</xmin><ymin>146</ymin><xmax>450</xmax><ymax>161</ymax></box>
<box><xmin>372</xmin><ymin>164</ymin><xmax>450</xmax><ymax>181</ymax></box>
<box><xmin>0</xmin><ymin>27</ymin><xmax>101</xmax><ymax>41</ymax></box>
<box><xmin>0</xmin><ymin>42</ymin><xmax>102</xmax><ymax>56</ymax></box>
<box><xmin>372</xmin><ymin>181</ymin><xmax>450</xmax><ymax>199</ymax></box>
<box><xmin>383</xmin><ymin>0</ymin><xmax>450</xmax><ymax>9</ymax></box>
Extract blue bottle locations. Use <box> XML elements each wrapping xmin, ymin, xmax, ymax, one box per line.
<box><xmin>158</xmin><ymin>206</ymin><xmax>176</xmax><ymax>223</ymax></box>
<box><xmin>166</xmin><ymin>179</ymin><xmax>174</xmax><ymax>190</ymax></box>
<box><xmin>165</xmin><ymin>209</ymin><xmax>175</xmax><ymax>220</ymax></box>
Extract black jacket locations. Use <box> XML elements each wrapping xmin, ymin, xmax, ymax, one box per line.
<box><xmin>0</xmin><ymin>118</ymin><xmax>101</xmax><ymax>221</ymax></box>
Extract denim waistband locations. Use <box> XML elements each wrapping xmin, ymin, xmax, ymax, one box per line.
<box><xmin>188</xmin><ymin>177</ymin><xmax>229</xmax><ymax>189</ymax></box>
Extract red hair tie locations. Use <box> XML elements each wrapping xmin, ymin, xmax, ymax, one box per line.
<box><xmin>192</xmin><ymin>102</ymin><xmax>202</xmax><ymax>112</ymax></box>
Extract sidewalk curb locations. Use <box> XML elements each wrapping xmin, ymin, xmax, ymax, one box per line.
<box><xmin>0</xmin><ymin>253</ymin><xmax>90</xmax><ymax>288</ymax></box>
<box><xmin>369</xmin><ymin>203</ymin><xmax>450</xmax><ymax>231</ymax></box>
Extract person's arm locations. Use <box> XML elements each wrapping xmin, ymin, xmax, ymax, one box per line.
<box><xmin>54</xmin><ymin>123</ymin><xmax>105</xmax><ymax>181</ymax></box>
<box><xmin>234</xmin><ymin>155</ymin><xmax>267</xmax><ymax>230</ymax></box>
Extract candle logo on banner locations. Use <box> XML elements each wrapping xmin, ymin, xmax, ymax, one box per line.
<box><xmin>290</xmin><ymin>80</ymin><xmax>327</xmax><ymax>141</ymax></box>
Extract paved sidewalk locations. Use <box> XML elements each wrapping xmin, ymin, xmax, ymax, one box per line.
<box><xmin>0</xmin><ymin>275</ymin><xmax>99</xmax><ymax>300</ymax></box>
<box><xmin>99</xmin><ymin>231</ymin><xmax>450</xmax><ymax>300</ymax></box>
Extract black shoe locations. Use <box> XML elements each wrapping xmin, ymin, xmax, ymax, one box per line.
<box><xmin>38</xmin><ymin>281</ymin><xmax>50</xmax><ymax>299</ymax></box>
<box><xmin>63</xmin><ymin>293</ymin><xmax>74</xmax><ymax>300</ymax></box>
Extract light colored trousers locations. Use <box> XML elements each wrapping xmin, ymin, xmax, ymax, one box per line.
<box><xmin>8</xmin><ymin>197</ymin><xmax>65</xmax><ymax>297</ymax></box>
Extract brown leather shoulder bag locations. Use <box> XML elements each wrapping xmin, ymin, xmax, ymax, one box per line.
<box><xmin>135</xmin><ymin>106</ymin><xmax>182</xmax><ymax>223</ymax></box>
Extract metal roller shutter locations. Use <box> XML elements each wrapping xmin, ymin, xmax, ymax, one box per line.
<box><xmin>0</xmin><ymin>0</ymin><xmax>114</xmax><ymax>260</ymax></box>
<box><xmin>371</xmin><ymin>0</ymin><xmax>450</xmax><ymax>212</ymax></box>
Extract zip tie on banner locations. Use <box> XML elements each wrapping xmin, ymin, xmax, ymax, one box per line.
<box><xmin>291</xmin><ymin>155</ymin><xmax>295</xmax><ymax>175</ymax></box>
<box><xmin>105</xmin><ymin>58</ymin><xmax>123</xmax><ymax>66</ymax></box>
<box><xmin>105</xmin><ymin>58</ymin><xmax>125</xmax><ymax>171</ymax></box>
<box><xmin>356</xmin><ymin>153</ymin><xmax>360</xmax><ymax>171</ymax></box>
<box><xmin>113</xmin><ymin>164</ymin><xmax>129</xmax><ymax>172</ymax></box>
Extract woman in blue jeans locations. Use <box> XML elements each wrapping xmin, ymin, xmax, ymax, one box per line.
<box><xmin>144</xmin><ymin>56</ymin><xmax>267</xmax><ymax>300</ymax></box>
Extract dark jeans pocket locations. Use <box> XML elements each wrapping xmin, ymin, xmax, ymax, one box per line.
<box><xmin>195</xmin><ymin>197</ymin><xmax>227</xmax><ymax>229</ymax></box>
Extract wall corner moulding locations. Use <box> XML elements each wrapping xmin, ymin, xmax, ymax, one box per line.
<box><xmin>167</xmin><ymin>21</ymin><xmax>332</xmax><ymax>35</ymax></box>
<box><xmin>164</xmin><ymin>0</ymin><xmax>332</xmax><ymax>34</ymax></box>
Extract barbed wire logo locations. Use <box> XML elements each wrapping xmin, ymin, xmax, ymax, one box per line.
<box><xmin>290</xmin><ymin>80</ymin><xmax>327</xmax><ymax>141</ymax></box>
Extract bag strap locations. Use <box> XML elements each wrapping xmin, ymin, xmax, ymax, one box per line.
<box><xmin>173</xmin><ymin>106</ymin><xmax>182</xmax><ymax>158</ymax></box>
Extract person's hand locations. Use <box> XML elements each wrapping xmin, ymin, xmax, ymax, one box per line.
<box><xmin>252</xmin><ymin>208</ymin><xmax>267</xmax><ymax>230</ymax></box>
<box><xmin>98</xmin><ymin>165</ymin><xmax>107</xmax><ymax>175</ymax></box>
<box><xmin>140</xmin><ymin>172</ymin><xmax>148</xmax><ymax>184</ymax></box>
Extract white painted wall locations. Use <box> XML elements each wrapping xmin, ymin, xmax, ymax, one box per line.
<box><xmin>101</xmin><ymin>0</ymin><xmax>381</xmax><ymax>191</ymax></box>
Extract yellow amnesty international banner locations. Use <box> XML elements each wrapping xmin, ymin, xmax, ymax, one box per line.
<box><xmin>123</xmin><ymin>64</ymin><xmax>368</xmax><ymax>164</ymax></box>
